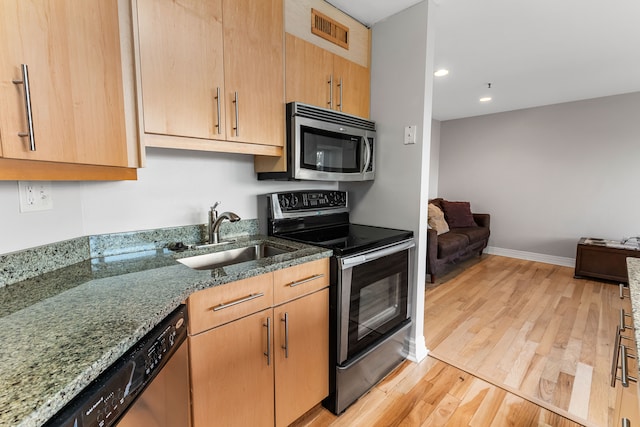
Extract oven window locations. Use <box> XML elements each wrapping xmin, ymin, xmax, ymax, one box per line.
<box><xmin>300</xmin><ymin>126</ymin><xmax>362</xmax><ymax>173</ymax></box>
<box><xmin>357</xmin><ymin>273</ymin><xmax>402</xmax><ymax>340</ymax></box>
<box><xmin>347</xmin><ymin>250</ymin><xmax>409</xmax><ymax>360</ymax></box>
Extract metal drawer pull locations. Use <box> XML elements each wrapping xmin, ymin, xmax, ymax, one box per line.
<box><xmin>233</xmin><ymin>91</ymin><xmax>239</xmax><ymax>136</ymax></box>
<box><xmin>620</xmin><ymin>283</ymin><xmax>630</xmax><ymax>299</ymax></box>
<box><xmin>215</xmin><ymin>87</ymin><xmax>221</xmax><ymax>134</ymax></box>
<box><xmin>619</xmin><ymin>345</ymin><xmax>638</xmax><ymax>388</ymax></box>
<box><xmin>281</xmin><ymin>312</ymin><xmax>289</xmax><ymax>358</ymax></box>
<box><xmin>287</xmin><ymin>274</ymin><xmax>325</xmax><ymax>288</ymax></box>
<box><xmin>620</xmin><ymin>308</ymin><xmax>633</xmax><ymax>331</ymax></box>
<box><xmin>264</xmin><ymin>317</ymin><xmax>271</xmax><ymax>366</ymax></box>
<box><xmin>212</xmin><ymin>292</ymin><xmax>264</xmax><ymax>311</ymax></box>
<box><xmin>328</xmin><ymin>75</ymin><xmax>333</xmax><ymax>109</ymax></box>
<box><xmin>622</xmin><ymin>418</ymin><xmax>630</xmax><ymax>427</ymax></box>
<box><xmin>12</xmin><ymin>64</ymin><xmax>36</xmax><ymax>151</ymax></box>
<box><xmin>337</xmin><ymin>77</ymin><xmax>343</xmax><ymax>111</ymax></box>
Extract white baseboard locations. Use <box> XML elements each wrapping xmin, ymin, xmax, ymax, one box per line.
<box><xmin>485</xmin><ymin>246</ymin><xmax>575</xmax><ymax>268</ymax></box>
<box><xmin>405</xmin><ymin>335</ymin><xmax>429</xmax><ymax>363</ymax></box>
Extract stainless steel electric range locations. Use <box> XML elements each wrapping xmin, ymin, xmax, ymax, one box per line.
<box><xmin>259</xmin><ymin>190</ymin><xmax>414</xmax><ymax>414</ymax></box>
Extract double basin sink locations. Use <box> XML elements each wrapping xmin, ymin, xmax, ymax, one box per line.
<box><xmin>176</xmin><ymin>242</ymin><xmax>295</xmax><ymax>270</ymax></box>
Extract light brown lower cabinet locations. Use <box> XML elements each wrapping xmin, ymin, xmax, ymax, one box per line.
<box><xmin>274</xmin><ymin>288</ymin><xmax>329</xmax><ymax>427</ymax></box>
<box><xmin>613</xmin><ymin>288</ymin><xmax>640</xmax><ymax>425</ymax></box>
<box><xmin>188</xmin><ymin>259</ymin><xmax>329</xmax><ymax>427</ymax></box>
<box><xmin>190</xmin><ymin>308</ymin><xmax>275</xmax><ymax>427</ymax></box>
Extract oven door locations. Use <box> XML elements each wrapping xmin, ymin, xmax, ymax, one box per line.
<box><xmin>337</xmin><ymin>239</ymin><xmax>414</xmax><ymax>365</ymax></box>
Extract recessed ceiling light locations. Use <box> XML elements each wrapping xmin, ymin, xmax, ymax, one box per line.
<box><xmin>479</xmin><ymin>97</ymin><xmax>492</xmax><ymax>102</ymax></box>
<box><xmin>434</xmin><ymin>69</ymin><xmax>449</xmax><ymax>77</ymax></box>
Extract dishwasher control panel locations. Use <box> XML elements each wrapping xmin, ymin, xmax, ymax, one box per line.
<box><xmin>43</xmin><ymin>306</ymin><xmax>188</xmax><ymax>427</ymax></box>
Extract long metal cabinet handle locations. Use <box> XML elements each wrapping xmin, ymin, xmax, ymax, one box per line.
<box><xmin>12</xmin><ymin>64</ymin><xmax>36</xmax><ymax>151</ymax></box>
<box><xmin>233</xmin><ymin>91</ymin><xmax>239</xmax><ymax>136</ymax></box>
<box><xmin>622</xmin><ymin>418</ymin><xmax>630</xmax><ymax>427</ymax></box>
<box><xmin>264</xmin><ymin>317</ymin><xmax>271</xmax><ymax>366</ymax></box>
<box><xmin>619</xmin><ymin>345</ymin><xmax>638</xmax><ymax>387</ymax></box>
<box><xmin>287</xmin><ymin>274</ymin><xmax>325</xmax><ymax>288</ymax></box>
<box><xmin>281</xmin><ymin>312</ymin><xmax>289</xmax><ymax>358</ymax></box>
<box><xmin>327</xmin><ymin>75</ymin><xmax>333</xmax><ymax>109</ymax></box>
<box><xmin>215</xmin><ymin>87</ymin><xmax>221</xmax><ymax>134</ymax></box>
<box><xmin>337</xmin><ymin>77</ymin><xmax>343</xmax><ymax>111</ymax></box>
<box><xmin>212</xmin><ymin>292</ymin><xmax>264</xmax><ymax>311</ymax></box>
<box><xmin>612</xmin><ymin>325</ymin><xmax>623</xmax><ymax>387</ymax></box>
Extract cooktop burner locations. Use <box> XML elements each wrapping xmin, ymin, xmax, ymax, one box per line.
<box><xmin>260</xmin><ymin>190</ymin><xmax>413</xmax><ymax>256</ymax></box>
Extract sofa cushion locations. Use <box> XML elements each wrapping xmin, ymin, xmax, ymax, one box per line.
<box><xmin>451</xmin><ymin>226</ymin><xmax>490</xmax><ymax>245</ymax></box>
<box><xmin>428</xmin><ymin>203</ymin><xmax>449</xmax><ymax>235</ymax></box>
<box><xmin>437</xmin><ymin>232</ymin><xmax>470</xmax><ymax>258</ymax></box>
<box><xmin>441</xmin><ymin>201</ymin><xmax>477</xmax><ymax>228</ymax></box>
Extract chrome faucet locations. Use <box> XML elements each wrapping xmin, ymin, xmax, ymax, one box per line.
<box><xmin>208</xmin><ymin>202</ymin><xmax>241</xmax><ymax>244</ymax></box>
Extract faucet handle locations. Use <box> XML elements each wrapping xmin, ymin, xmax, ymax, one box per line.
<box><xmin>211</xmin><ymin>201</ymin><xmax>220</xmax><ymax>211</ymax></box>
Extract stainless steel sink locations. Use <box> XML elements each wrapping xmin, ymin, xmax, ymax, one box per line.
<box><xmin>177</xmin><ymin>243</ymin><xmax>294</xmax><ymax>270</ymax></box>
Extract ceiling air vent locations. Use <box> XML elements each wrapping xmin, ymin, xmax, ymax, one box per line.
<box><xmin>311</xmin><ymin>8</ymin><xmax>349</xmax><ymax>50</ymax></box>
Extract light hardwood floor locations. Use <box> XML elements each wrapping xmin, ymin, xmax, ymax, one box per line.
<box><xmin>291</xmin><ymin>254</ymin><xmax>628</xmax><ymax>426</ymax></box>
<box><xmin>291</xmin><ymin>356</ymin><xmax>582</xmax><ymax>426</ymax></box>
<box><xmin>425</xmin><ymin>255</ymin><xmax>624</xmax><ymax>427</ymax></box>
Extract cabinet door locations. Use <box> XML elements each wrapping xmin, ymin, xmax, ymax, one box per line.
<box><xmin>333</xmin><ymin>55</ymin><xmax>370</xmax><ymax>118</ymax></box>
<box><xmin>274</xmin><ymin>288</ymin><xmax>329</xmax><ymax>427</ymax></box>
<box><xmin>0</xmin><ymin>0</ymin><xmax>128</xmax><ymax>166</ymax></box>
<box><xmin>285</xmin><ymin>34</ymin><xmax>334</xmax><ymax>108</ymax></box>
<box><xmin>223</xmin><ymin>0</ymin><xmax>284</xmax><ymax>146</ymax></box>
<box><xmin>190</xmin><ymin>308</ymin><xmax>274</xmax><ymax>427</ymax></box>
<box><xmin>136</xmin><ymin>0</ymin><xmax>225</xmax><ymax>140</ymax></box>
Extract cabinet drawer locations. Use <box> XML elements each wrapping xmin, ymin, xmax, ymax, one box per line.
<box><xmin>273</xmin><ymin>258</ymin><xmax>329</xmax><ymax>305</ymax></box>
<box><xmin>188</xmin><ymin>273</ymin><xmax>273</xmax><ymax>334</ymax></box>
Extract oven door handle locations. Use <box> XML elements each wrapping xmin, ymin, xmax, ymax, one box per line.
<box><xmin>340</xmin><ymin>239</ymin><xmax>415</xmax><ymax>269</ymax></box>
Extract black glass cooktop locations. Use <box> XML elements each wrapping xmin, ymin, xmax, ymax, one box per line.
<box><xmin>278</xmin><ymin>223</ymin><xmax>413</xmax><ymax>256</ymax></box>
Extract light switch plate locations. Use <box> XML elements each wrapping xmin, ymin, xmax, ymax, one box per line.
<box><xmin>18</xmin><ymin>181</ymin><xmax>53</xmax><ymax>212</ymax></box>
<box><xmin>404</xmin><ymin>125</ymin><xmax>417</xmax><ymax>145</ymax></box>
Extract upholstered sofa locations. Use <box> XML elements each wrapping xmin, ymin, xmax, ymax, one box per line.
<box><xmin>427</xmin><ymin>198</ymin><xmax>490</xmax><ymax>283</ymax></box>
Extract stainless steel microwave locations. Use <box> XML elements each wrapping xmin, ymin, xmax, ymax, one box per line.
<box><xmin>257</xmin><ymin>102</ymin><xmax>375</xmax><ymax>181</ymax></box>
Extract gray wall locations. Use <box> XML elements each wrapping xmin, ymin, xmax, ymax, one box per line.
<box><xmin>343</xmin><ymin>0</ymin><xmax>435</xmax><ymax>361</ymax></box>
<box><xmin>429</xmin><ymin>119</ymin><xmax>440</xmax><ymax>199</ymax></box>
<box><xmin>0</xmin><ymin>148</ymin><xmax>335</xmax><ymax>254</ymax></box>
<box><xmin>438</xmin><ymin>92</ymin><xmax>640</xmax><ymax>261</ymax></box>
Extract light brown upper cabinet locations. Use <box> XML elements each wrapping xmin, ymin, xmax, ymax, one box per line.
<box><xmin>281</xmin><ymin>0</ymin><xmax>371</xmax><ymax>119</ymax></box>
<box><xmin>285</xmin><ymin>34</ymin><xmax>370</xmax><ymax>118</ymax></box>
<box><xmin>134</xmin><ymin>0</ymin><xmax>285</xmax><ymax>156</ymax></box>
<box><xmin>0</xmin><ymin>0</ymin><xmax>140</xmax><ymax>180</ymax></box>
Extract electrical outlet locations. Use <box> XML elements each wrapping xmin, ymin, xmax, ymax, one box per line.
<box><xmin>18</xmin><ymin>181</ymin><xmax>53</xmax><ymax>212</ymax></box>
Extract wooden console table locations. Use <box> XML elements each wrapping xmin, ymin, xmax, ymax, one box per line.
<box><xmin>574</xmin><ymin>237</ymin><xmax>640</xmax><ymax>283</ymax></box>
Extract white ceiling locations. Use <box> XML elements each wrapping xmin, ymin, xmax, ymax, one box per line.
<box><xmin>326</xmin><ymin>0</ymin><xmax>640</xmax><ymax>121</ymax></box>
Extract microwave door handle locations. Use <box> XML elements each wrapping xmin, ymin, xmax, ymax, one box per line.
<box><xmin>361</xmin><ymin>136</ymin><xmax>372</xmax><ymax>173</ymax></box>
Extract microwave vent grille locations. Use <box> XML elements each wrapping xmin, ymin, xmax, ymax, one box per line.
<box><xmin>293</xmin><ymin>103</ymin><xmax>375</xmax><ymax>131</ymax></box>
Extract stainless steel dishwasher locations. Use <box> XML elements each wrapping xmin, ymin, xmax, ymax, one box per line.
<box><xmin>44</xmin><ymin>305</ymin><xmax>189</xmax><ymax>427</ymax></box>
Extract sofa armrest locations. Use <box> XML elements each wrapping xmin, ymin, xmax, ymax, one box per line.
<box><xmin>427</xmin><ymin>228</ymin><xmax>439</xmax><ymax>261</ymax></box>
<box><xmin>473</xmin><ymin>213</ymin><xmax>490</xmax><ymax>229</ymax></box>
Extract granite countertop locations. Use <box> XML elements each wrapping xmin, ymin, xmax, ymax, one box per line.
<box><xmin>626</xmin><ymin>257</ymin><xmax>640</xmax><ymax>361</ymax></box>
<box><xmin>0</xmin><ymin>234</ymin><xmax>332</xmax><ymax>427</ymax></box>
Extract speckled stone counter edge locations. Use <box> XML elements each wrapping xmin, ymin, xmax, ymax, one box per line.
<box><xmin>626</xmin><ymin>257</ymin><xmax>640</xmax><ymax>363</ymax></box>
<box><xmin>0</xmin><ymin>220</ymin><xmax>259</xmax><ymax>288</ymax></box>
